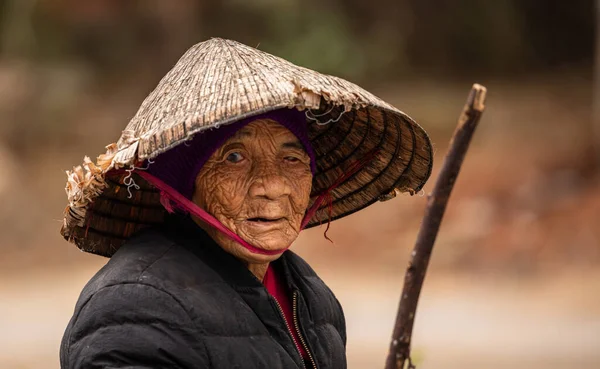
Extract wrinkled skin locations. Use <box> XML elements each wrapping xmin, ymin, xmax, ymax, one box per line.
<box><xmin>192</xmin><ymin>119</ymin><xmax>313</xmax><ymax>280</ymax></box>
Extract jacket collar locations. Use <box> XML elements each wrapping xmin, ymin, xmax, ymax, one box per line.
<box><xmin>160</xmin><ymin>215</ymin><xmax>310</xmax><ymax>367</ymax></box>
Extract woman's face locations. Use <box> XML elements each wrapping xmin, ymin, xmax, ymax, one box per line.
<box><xmin>192</xmin><ymin>119</ymin><xmax>313</xmax><ymax>265</ymax></box>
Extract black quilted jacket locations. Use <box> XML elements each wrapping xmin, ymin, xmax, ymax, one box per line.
<box><xmin>60</xmin><ymin>216</ymin><xmax>346</xmax><ymax>368</ymax></box>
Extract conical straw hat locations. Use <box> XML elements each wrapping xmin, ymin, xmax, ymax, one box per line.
<box><xmin>61</xmin><ymin>38</ymin><xmax>433</xmax><ymax>257</ymax></box>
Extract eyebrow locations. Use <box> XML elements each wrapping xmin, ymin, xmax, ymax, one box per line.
<box><xmin>233</xmin><ymin>129</ymin><xmax>253</xmax><ymax>139</ymax></box>
<box><xmin>282</xmin><ymin>141</ymin><xmax>305</xmax><ymax>151</ymax></box>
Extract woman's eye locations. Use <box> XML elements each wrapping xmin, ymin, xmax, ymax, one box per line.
<box><xmin>226</xmin><ymin>152</ymin><xmax>244</xmax><ymax>163</ymax></box>
<box><xmin>285</xmin><ymin>156</ymin><xmax>299</xmax><ymax>162</ymax></box>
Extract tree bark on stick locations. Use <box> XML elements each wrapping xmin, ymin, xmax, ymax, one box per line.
<box><xmin>384</xmin><ymin>84</ymin><xmax>487</xmax><ymax>369</ymax></box>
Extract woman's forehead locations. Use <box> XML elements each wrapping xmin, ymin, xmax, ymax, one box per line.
<box><xmin>232</xmin><ymin>119</ymin><xmax>297</xmax><ymax>140</ymax></box>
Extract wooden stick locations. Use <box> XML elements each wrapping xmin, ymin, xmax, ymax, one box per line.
<box><xmin>384</xmin><ymin>84</ymin><xmax>487</xmax><ymax>369</ymax></box>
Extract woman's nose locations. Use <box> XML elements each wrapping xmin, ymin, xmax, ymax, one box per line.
<box><xmin>248</xmin><ymin>162</ymin><xmax>291</xmax><ymax>199</ymax></box>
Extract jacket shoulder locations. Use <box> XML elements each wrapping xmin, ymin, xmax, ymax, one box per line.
<box><xmin>61</xmin><ymin>281</ymin><xmax>208</xmax><ymax>369</ymax></box>
<box><xmin>75</xmin><ymin>227</ymin><xmax>223</xmax><ymax>310</ymax></box>
<box><xmin>77</xmin><ymin>228</ymin><xmax>175</xmax><ymax>295</ymax></box>
<box><xmin>61</xmin><ymin>228</ymin><xmax>215</xmax><ymax>368</ymax></box>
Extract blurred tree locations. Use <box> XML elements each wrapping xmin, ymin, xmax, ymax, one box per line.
<box><xmin>400</xmin><ymin>0</ymin><xmax>593</xmax><ymax>75</ymax></box>
<box><xmin>594</xmin><ymin>0</ymin><xmax>600</xmax><ymax>168</ymax></box>
<box><xmin>516</xmin><ymin>0</ymin><xmax>593</xmax><ymax>69</ymax></box>
<box><xmin>196</xmin><ymin>0</ymin><xmax>368</xmax><ymax>80</ymax></box>
<box><xmin>0</xmin><ymin>0</ymin><xmax>38</xmax><ymax>59</ymax></box>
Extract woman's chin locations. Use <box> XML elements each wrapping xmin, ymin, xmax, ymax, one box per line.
<box><xmin>239</xmin><ymin>238</ymin><xmax>287</xmax><ymax>255</ymax></box>
<box><xmin>237</xmin><ymin>227</ymin><xmax>294</xmax><ymax>250</ymax></box>
<box><xmin>207</xmin><ymin>224</ymin><xmax>295</xmax><ymax>263</ymax></box>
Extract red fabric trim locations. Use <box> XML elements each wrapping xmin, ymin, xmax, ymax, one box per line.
<box><xmin>263</xmin><ymin>265</ymin><xmax>308</xmax><ymax>359</ymax></box>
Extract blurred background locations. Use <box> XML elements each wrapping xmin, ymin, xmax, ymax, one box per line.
<box><xmin>0</xmin><ymin>1</ymin><xmax>598</xmax><ymax>368</ymax></box>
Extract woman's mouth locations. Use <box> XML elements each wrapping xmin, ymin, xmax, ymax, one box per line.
<box><xmin>237</xmin><ymin>217</ymin><xmax>289</xmax><ymax>254</ymax></box>
<box><xmin>244</xmin><ymin>217</ymin><xmax>286</xmax><ymax>229</ymax></box>
<box><xmin>246</xmin><ymin>217</ymin><xmax>285</xmax><ymax>225</ymax></box>
<box><xmin>247</xmin><ymin>217</ymin><xmax>282</xmax><ymax>222</ymax></box>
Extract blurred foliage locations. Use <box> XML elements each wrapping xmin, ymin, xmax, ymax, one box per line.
<box><xmin>0</xmin><ymin>0</ymin><xmax>593</xmax><ymax>81</ymax></box>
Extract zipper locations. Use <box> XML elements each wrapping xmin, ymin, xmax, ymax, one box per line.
<box><xmin>272</xmin><ymin>298</ymin><xmax>306</xmax><ymax>368</ymax></box>
<box><xmin>293</xmin><ymin>290</ymin><xmax>318</xmax><ymax>369</ymax></box>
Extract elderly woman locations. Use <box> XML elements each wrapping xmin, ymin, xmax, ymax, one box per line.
<box><xmin>60</xmin><ymin>39</ymin><xmax>432</xmax><ymax>369</ymax></box>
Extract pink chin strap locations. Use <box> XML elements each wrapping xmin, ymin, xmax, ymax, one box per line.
<box><xmin>135</xmin><ymin>171</ymin><xmax>327</xmax><ymax>256</ymax></box>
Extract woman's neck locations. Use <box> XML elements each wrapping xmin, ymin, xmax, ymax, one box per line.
<box><xmin>247</xmin><ymin>262</ymin><xmax>269</xmax><ymax>281</ymax></box>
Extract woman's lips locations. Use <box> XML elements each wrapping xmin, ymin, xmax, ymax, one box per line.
<box><xmin>236</xmin><ymin>217</ymin><xmax>290</xmax><ymax>255</ymax></box>
<box><xmin>243</xmin><ymin>217</ymin><xmax>286</xmax><ymax>230</ymax></box>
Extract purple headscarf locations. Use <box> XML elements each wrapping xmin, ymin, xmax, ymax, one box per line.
<box><xmin>147</xmin><ymin>108</ymin><xmax>316</xmax><ymax>200</ymax></box>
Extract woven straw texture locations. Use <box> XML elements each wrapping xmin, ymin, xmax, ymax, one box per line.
<box><xmin>61</xmin><ymin>38</ymin><xmax>433</xmax><ymax>257</ymax></box>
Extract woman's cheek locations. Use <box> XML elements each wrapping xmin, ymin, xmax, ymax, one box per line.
<box><xmin>288</xmin><ymin>171</ymin><xmax>313</xmax><ymax>216</ymax></box>
<box><xmin>197</xmin><ymin>165</ymin><xmax>245</xmax><ymax>214</ymax></box>
<box><xmin>207</xmin><ymin>183</ymin><xmax>244</xmax><ymax>220</ymax></box>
